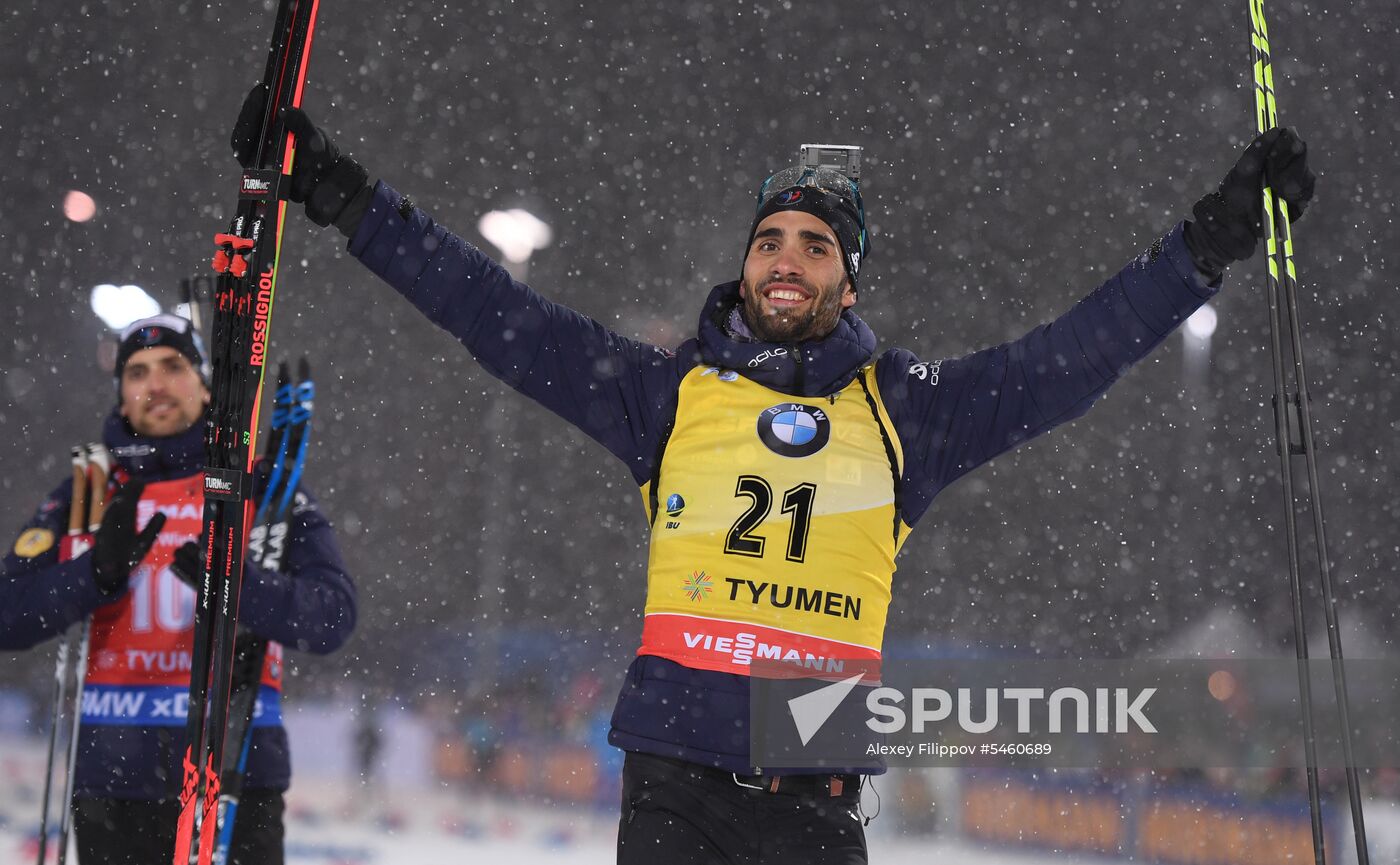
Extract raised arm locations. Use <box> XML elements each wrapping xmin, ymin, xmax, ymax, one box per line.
<box><xmin>879</xmin><ymin>223</ymin><xmax>1213</xmax><ymax>525</ymax></box>
<box><xmin>880</xmin><ymin>129</ymin><xmax>1316</xmax><ymax>528</ymax></box>
<box><xmin>348</xmin><ymin>182</ymin><xmax>685</xmax><ymax>482</ymax></box>
<box><xmin>230</xmin><ymin>91</ymin><xmax>685</xmax><ymax>481</ymax></box>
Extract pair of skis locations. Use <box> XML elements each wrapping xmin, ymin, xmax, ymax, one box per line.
<box><xmin>35</xmin><ymin>445</ymin><xmax>110</xmax><ymax>865</ymax></box>
<box><xmin>209</xmin><ymin>360</ymin><xmax>314</xmax><ymax>865</ymax></box>
<box><xmin>175</xmin><ymin>0</ymin><xmax>322</xmax><ymax>861</ymax></box>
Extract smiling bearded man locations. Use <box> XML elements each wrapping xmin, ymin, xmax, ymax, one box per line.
<box><xmin>251</xmin><ymin>81</ymin><xmax>1314</xmax><ymax>862</ymax></box>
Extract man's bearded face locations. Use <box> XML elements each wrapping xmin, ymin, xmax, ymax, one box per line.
<box><xmin>739</xmin><ymin>210</ymin><xmax>855</xmax><ymax>344</ymax></box>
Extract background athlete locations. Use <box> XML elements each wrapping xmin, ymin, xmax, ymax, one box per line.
<box><xmin>0</xmin><ymin>314</ymin><xmax>357</xmax><ymax>865</ymax></box>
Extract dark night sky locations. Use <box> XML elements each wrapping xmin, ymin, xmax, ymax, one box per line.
<box><xmin>2</xmin><ymin>0</ymin><xmax>1397</xmax><ymax>696</ymax></box>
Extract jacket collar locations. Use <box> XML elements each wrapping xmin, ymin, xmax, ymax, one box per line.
<box><xmin>694</xmin><ymin>281</ymin><xmax>876</xmax><ymax>397</ymax></box>
<box><xmin>101</xmin><ymin>410</ymin><xmax>205</xmax><ymax>480</ymax></box>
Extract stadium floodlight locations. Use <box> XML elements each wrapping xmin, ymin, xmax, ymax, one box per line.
<box><xmin>1185</xmin><ymin>304</ymin><xmax>1218</xmax><ymax>341</ymax></box>
<box><xmin>90</xmin><ymin>283</ymin><xmax>160</xmax><ymax>331</ymax></box>
<box><xmin>477</xmin><ymin>208</ymin><xmax>552</xmax><ymax>265</ymax></box>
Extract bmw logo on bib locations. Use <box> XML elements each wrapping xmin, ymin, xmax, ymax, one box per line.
<box><xmin>757</xmin><ymin>403</ymin><xmax>831</xmax><ymax>458</ymax></box>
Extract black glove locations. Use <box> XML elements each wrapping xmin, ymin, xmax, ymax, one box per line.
<box><xmin>170</xmin><ymin>540</ymin><xmax>204</xmax><ymax>591</ymax></box>
<box><xmin>1184</xmin><ymin>127</ymin><xmax>1316</xmax><ymax>279</ymax></box>
<box><xmin>92</xmin><ymin>482</ymin><xmax>166</xmax><ymax>596</ymax></box>
<box><xmin>230</xmin><ymin>85</ymin><xmax>371</xmax><ymax>234</ymax></box>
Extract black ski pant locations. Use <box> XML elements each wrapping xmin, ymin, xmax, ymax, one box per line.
<box><xmin>617</xmin><ymin>752</ymin><xmax>868</xmax><ymax>865</ymax></box>
<box><xmin>72</xmin><ymin>789</ymin><xmax>285</xmax><ymax>865</ymax></box>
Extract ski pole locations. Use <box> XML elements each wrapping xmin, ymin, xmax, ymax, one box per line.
<box><xmin>35</xmin><ymin>634</ymin><xmax>69</xmax><ymax>865</ymax></box>
<box><xmin>180</xmin><ymin>275</ymin><xmax>214</xmax><ymax>333</ymax></box>
<box><xmin>54</xmin><ymin>631</ymin><xmax>88</xmax><ymax>865</ymax></box>
<box><xmin>275</xmin><ymin>359</ymin><xmax>314</xmax><ymax>519</ymax></box>
<box><xmin>35</xmin><ymin>447</ymin><xmax>89</xmax><ymax>865</ymax></box>
<box><xmin>54</xmin><ymin>445</ymin><xmax>109</xmax><ymax>865</ymax></box>
<box><xmin>1247</xmin><ymin>3</ymin><xmax>1369</xmax><ymax>864</ymax></box>
<box><xmin>213</xmin><ymin>359</ymin><xmax>305</xmax><ymax>864</ymax></box>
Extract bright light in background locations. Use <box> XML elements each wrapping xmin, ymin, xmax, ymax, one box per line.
<box><xmin>90</xmin><ymin>284</ymin><xmax>160</xmax><ymax>331</ymax></box>
<box><xmin>1185</xmin><ymin>304</ymin><xmax>1218</xmax><ymax>341</ymax></box>
<box><xmin>63</xmin><ymin>190</ymin><xmax>97</xmax><ymax>223</ymax></box>
<box><xmin>477</xmin><ymin>209</ymin><xmax>552</xmax><ymax>264</ymax></box>
<box><xmin>1208</xmin><ymin>669</ymin><xmax>1238</xmax><ymax>701</ymax></box>
<box><xmin>1180</xmin><ymin>303</ymin><xmax>1214</xmax><ymax>391</ymax></box>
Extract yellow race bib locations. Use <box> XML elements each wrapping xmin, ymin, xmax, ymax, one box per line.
<box><xmin>639</xmin><ymin>365</ymin><xmax>907</xmax><ymax>676</ymax></box>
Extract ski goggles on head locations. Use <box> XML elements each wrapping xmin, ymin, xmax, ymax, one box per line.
<box><xmin>114</xmin><ymin>313</ymin><xmax>212</xmax><ymax>385</ymax></box>
<box><xmin>756</xmin><ymin>166</ymin><xmax>863</xmax><ymax>217</ymax></box>
<box><xmin>750</xmin><ymin>166</ymin><xmax>871</xmax><ymax>282</ymax></box>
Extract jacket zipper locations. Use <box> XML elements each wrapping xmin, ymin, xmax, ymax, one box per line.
<box><xmin>788</xmin><ymin>343</ymin><xmax>805</xmax><ymax>393</ymax></box>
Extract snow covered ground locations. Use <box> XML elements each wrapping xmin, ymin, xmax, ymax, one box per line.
<box><xmin>1</xmin><ymin>729</ymin><xmax>1128</xmax><ymax>865</ymax></box>
<box><xmin>7</xmin><ymin>721</ymin><xmax>1398</xmax><ymax>865</ymax></box>
<box><xmin>275</xmin><ymin>778</ymin><xmax>1140</xmax><ymax>865</ymax></box>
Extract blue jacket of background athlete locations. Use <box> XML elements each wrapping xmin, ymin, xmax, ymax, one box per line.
<box><xmin>350</xmin><ymin>181</ymin><xmax>1218</xmax><ymax>774</ymax></box>
<box><xmin>0</xmin><ymin>411</ymin><xmax>356</xmax><ymax>798</ymax></box>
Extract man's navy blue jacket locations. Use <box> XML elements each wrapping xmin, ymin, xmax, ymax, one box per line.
<box><xmin>1</xmin><ymin>412</ymin><xmax>356</xmax><ymax>798</ymax></box>
<box><xmin>351</xmin><ymin>181</ymin><xmax>1218</xmax><ymax>773</ymax></box>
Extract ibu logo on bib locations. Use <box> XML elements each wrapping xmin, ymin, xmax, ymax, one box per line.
<box><xmin>757</xmin><ymin>403</ymin><xmax>831</xmax><ymax>458</ymax></box>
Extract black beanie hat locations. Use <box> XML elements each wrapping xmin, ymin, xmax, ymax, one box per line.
<box><xmin>114</xmin><ymin>313</ymin><xmax>210</xmax><ymax>384</ymax></box>
<box><xmin>745</xmin><ymin>168</ymin><xmax>871</xmax><ymax>288</ymax></box>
